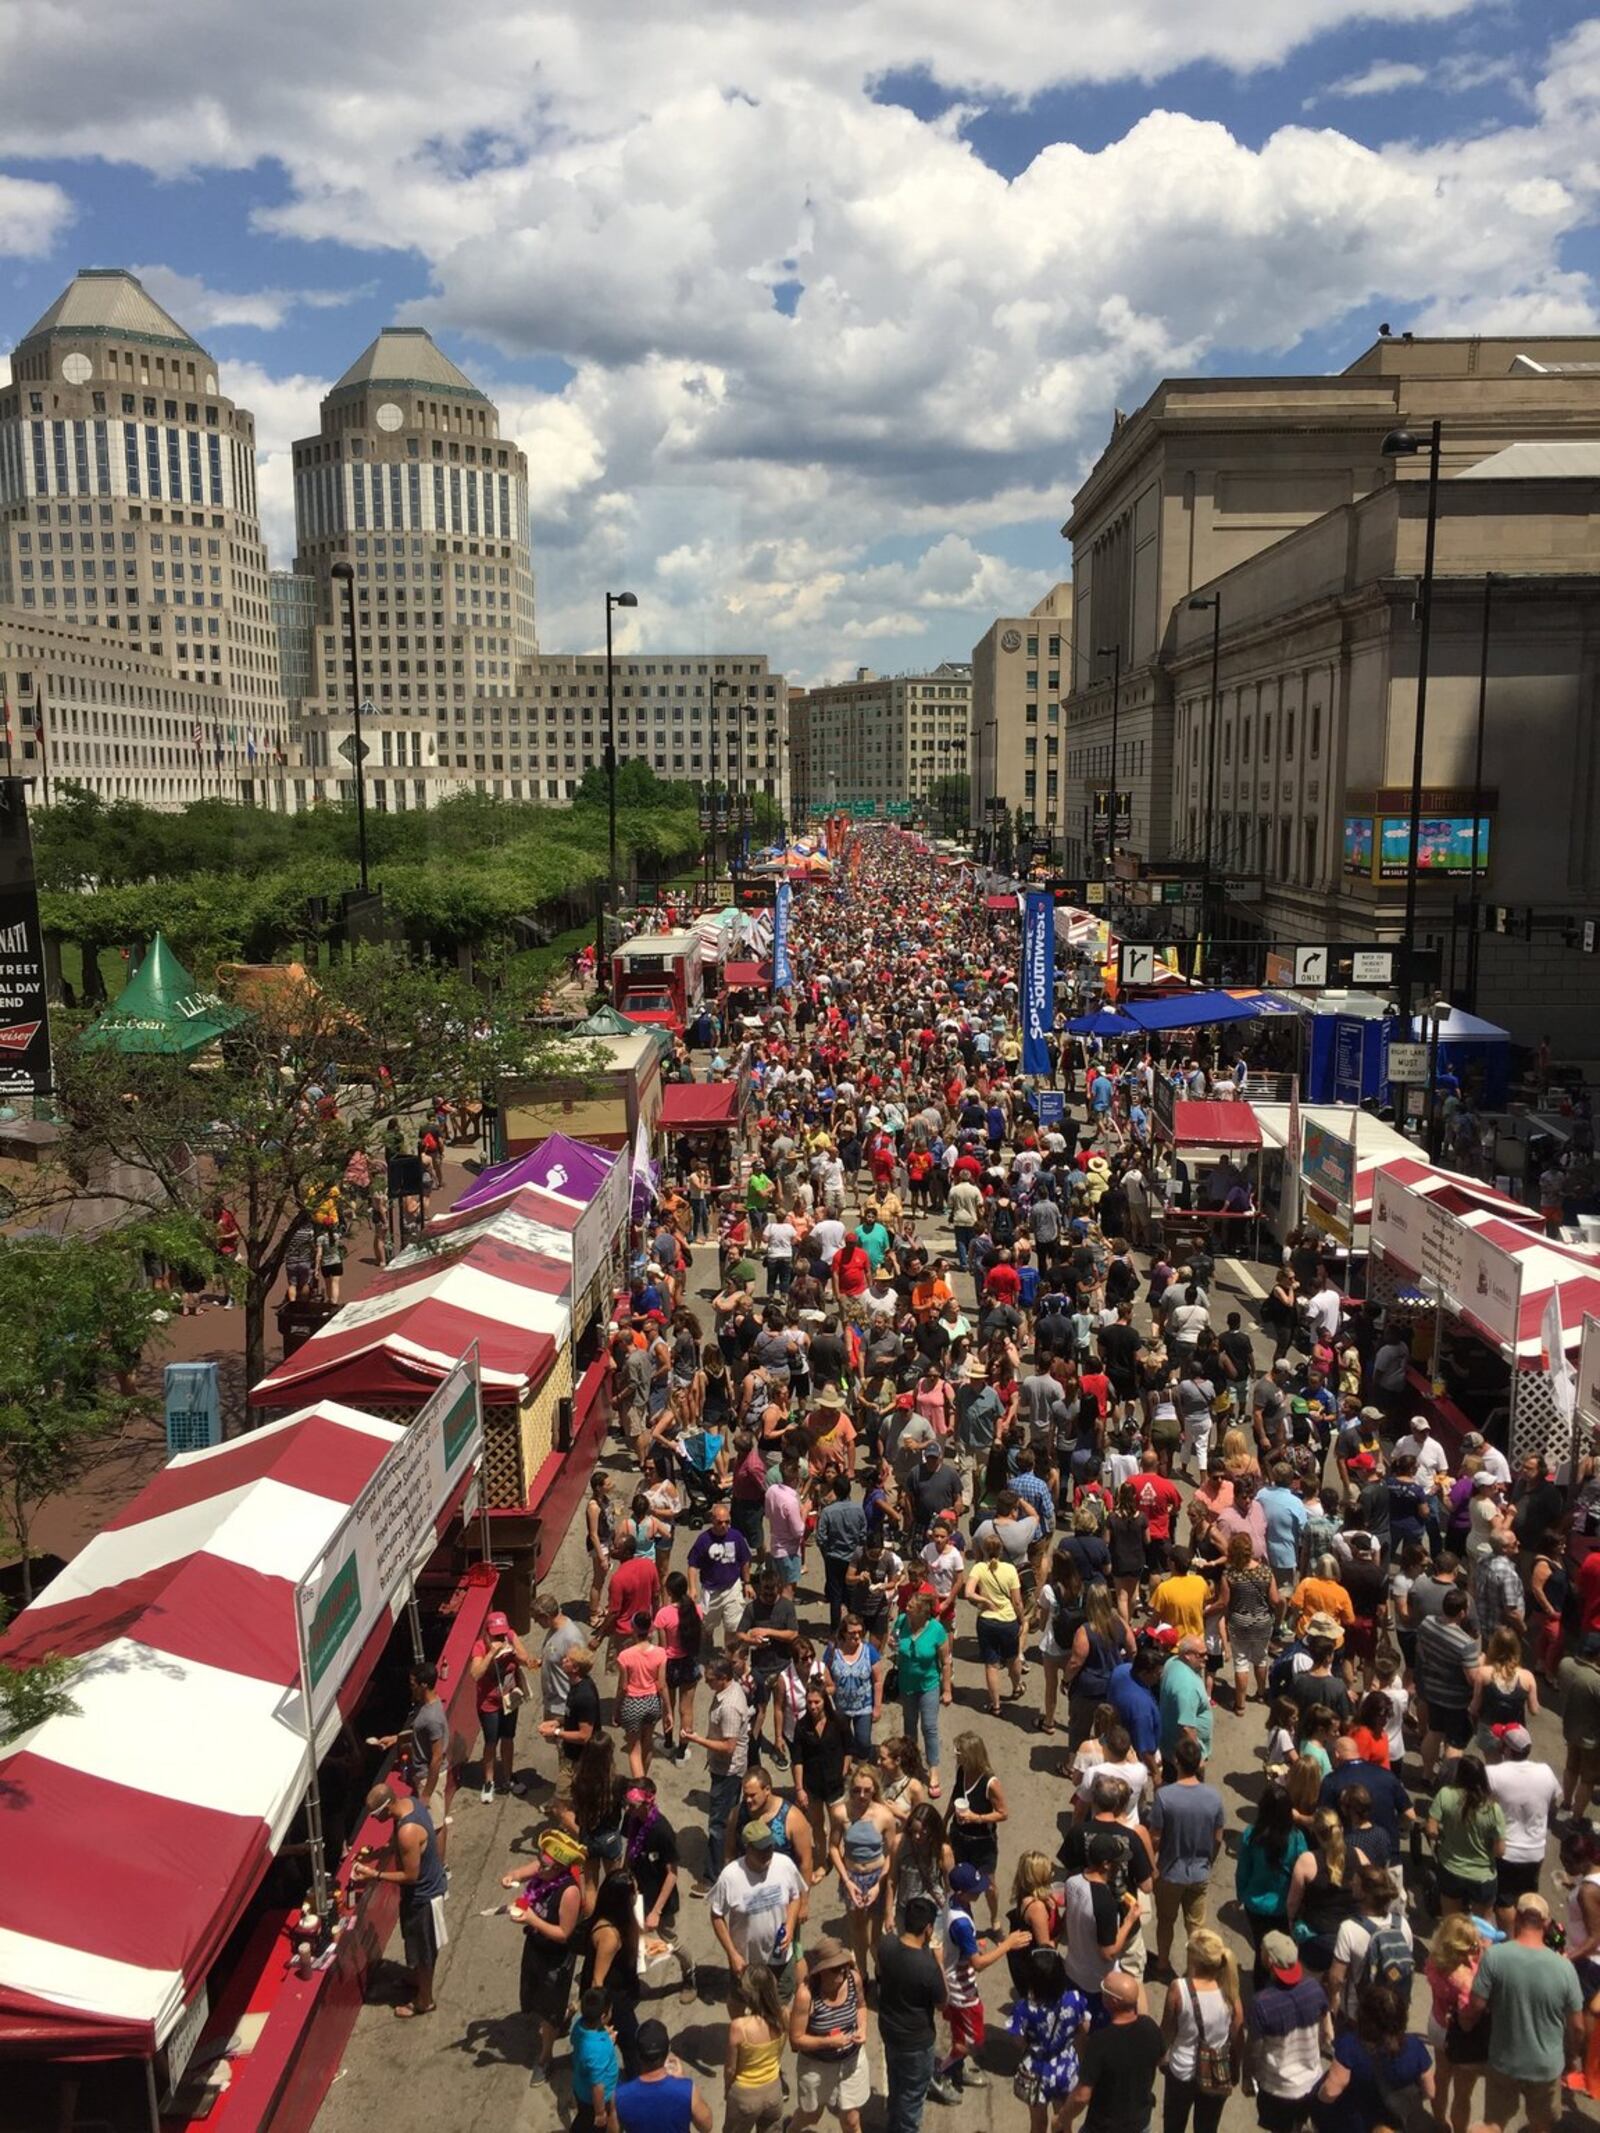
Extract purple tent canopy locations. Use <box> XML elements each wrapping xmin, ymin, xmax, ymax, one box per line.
<box><xmin>455</xmin><ymin>1131</ymin><xmax>622</xmax><ymax>1212</ymax></box>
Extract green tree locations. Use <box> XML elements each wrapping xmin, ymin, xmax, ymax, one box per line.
<box><xmin>925</xmin><ymin>774</ymin><xmax>971</xmax><ymax>834</ymax></box>
<box><xmin>0</xmin><ymin>1227</ymin><xmax>186</xmax><ymax>1602</ymax></box>
<box><xmin>47</xmin><ymin>951</ymin><xmax>592</xmax><ymax>1390</ymax></box>
<box><xmin>0</xmin><ymin>1596</ymin><xmax>79</xmax><ymax>1744</ymax></box>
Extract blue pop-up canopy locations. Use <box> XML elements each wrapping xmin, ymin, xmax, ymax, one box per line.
<box><xmin>1065</xmin><ymin>1008</ymin><xmax>1139</xmax><ymax>1037</ymax></box>
<box><xmin>1121</xmin><ymin>990</ymin><xmax>1262</xmax><ymax>1033</ymax></box>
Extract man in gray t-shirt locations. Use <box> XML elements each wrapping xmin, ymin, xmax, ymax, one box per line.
<box><xmin>1146</xmin><ymin>1738</ymin><xmax>1224</xmax><ymax>1968</ymax></box>
<box><xmin>535</xmin><ymin>1599</ymin><xmax>585</xmax><ymax>1717</ymax></box>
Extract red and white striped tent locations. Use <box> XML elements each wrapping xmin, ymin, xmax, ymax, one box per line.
<box><xmin>1351</xmin><ymin>1153</ymin><xmax>1539</xmax><ymax>1230</ymax></box>
<box><xmin>0</xmin><ymin>1402</ymin><xmax>420</xmax><ymax>2056</ymax></box>
<box><xmin>250</xmin><ymin>1197</ymin><xmax>572</xmax><ymax>1411</ymax></box>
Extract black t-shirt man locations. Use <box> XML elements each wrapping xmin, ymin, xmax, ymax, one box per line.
<box><xmin>1079</xmin><ymin>2013</ymin><xmax>1166</xmax><ymax>2133</ymax></box>
<box><xmin>563</xmin><ymin>1676</ymin><xmax>603</xmax><ymax>1762</ymax></box>
<box><xmin>876</xmin><ymin>1933</ymin><xmax>945</xmax><ymax>2050</ymax></box>
<box><xmin>1099</xmin><ymin>1322</ymin><xmax>1142</xmax><ymax>1387</ymax></box>
<box><xmin>628</xmin><ymin>1811</ymin><xmax>682</xmax><ymax>1927</ymax></box>
<box><xmin>1283</xmin><ymin>1664</ymin><xmax>1351</xmax><ymax>1727</ymax></box>
<box><xmin>908</xmin><ymin>1460</ymin><xmax>963</xmax><ymax>1531</ymax></box>
<box><xmin>1058</xmin><ymin>1818</ymin><xmax>1153</xmax><ymax>1904</ymax></box>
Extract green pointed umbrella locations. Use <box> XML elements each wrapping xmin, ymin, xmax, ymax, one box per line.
<box><xmin>80</xmin><ymin>932</ymin><xmax>247</xmax><ymax>1054</ymax></box>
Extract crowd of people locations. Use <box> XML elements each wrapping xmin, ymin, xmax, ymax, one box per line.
<box><xmin>368</xmin><ymin>831</ymin><xmax>1599</xmax><ymax>2133</ymax></box>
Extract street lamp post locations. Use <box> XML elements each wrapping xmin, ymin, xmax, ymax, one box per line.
<box><xmin>1095</xmin><ymin>644</ymin><xmax>1122</xmax><ymax>860</ymax></box>
<box><xmin>1464</xmin><ymin>572</ymin><xmax>1497</xmax><ymax>1012</ymax></box>
<box><xmin>1186</xmin><ymin>593</ymin><xmax>1222</xmax><ymax>978</ymax></box>
<box><xmin>1381</xmin><ymin>419</ymin><xmax>1443</xmax><ymax>1020</ymax></box>
<box><xmin>599</xmin><ymin>589</ymin><xmax>638</xmax><ymax>984</ymax></box>
<box><xmin>980</xmin><ymin>717</ymin><xmax>998</xmax><ymax>859</ymax></box>
<box><xmin>328</xmin><ymin>562</ymin><xmax>370</xmax><ymax>895</ymax></box>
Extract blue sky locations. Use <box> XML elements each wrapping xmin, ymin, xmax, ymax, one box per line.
<box><xmin>1</xmin><ymin>0</ymin><xmax>1598</xmax><ymax>681</ymax></box>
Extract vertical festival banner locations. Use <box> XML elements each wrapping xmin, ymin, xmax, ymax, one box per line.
<box><xmin>772</xmin><ymin>879</ymin><xmax>793</xmax><ymax>991</ymax></box>
<box><xmin>1021</xmin><ymin>889</ymin><xmax>1054</xmax><ymax>1079</ymax></box>
<box><xmin>0</xmin><ymin>778</ymin><xmax>52</xmax><ymax>1098</ymax></box>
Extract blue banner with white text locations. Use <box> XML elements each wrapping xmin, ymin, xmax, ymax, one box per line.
<box><xmin>772</xmin><ymin>880</ymin><xmax>793</xmax><ymax>991</ymax></box>
<box><xmin>1021</xmin><ymin>890</ymin><xmax>1054</xmax><ymax>1078</ymax></box>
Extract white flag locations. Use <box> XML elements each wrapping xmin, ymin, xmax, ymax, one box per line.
<box><xmin>1543</xmin><ymin>1282</ymin><xmax>1576</xmax><ymax>1423</ymax></box>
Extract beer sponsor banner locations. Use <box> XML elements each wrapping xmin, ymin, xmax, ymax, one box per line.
<box><xmin>0</xmin><ymin>778</ymin><xmax>51</xmax><ymax>1097</ymax></box>
<box><xmin>1300</xmin><ymin>1118</ymin><xmax>1356</xmax><ymax>1209</ymax></box>
<box><xmin>295</xmin><ymin>1353</ymin><xmax>483</xmax><ymax>1727</ymax></box>
<box><xmin>772</xmin><ymin>880</ymin><xmax>793</xmax><ymax>991</ymax></box>
<box><xmin>1369</xmin><ymin>1170</ymin><xmax>1523</xmax><ymax>1354</ymax></box>
<box><xmin>1020</xmin><ymin>889</ymin><xmax>1054</xmax><ymax>1079</ymax></box>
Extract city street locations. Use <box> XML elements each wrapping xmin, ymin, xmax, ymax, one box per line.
<box><xmin>314</xmin><ymin>1213</ymin><xmax>1575</xmax><ymax>2133</ymax></box>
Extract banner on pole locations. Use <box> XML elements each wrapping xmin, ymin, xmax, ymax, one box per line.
<box><xmin>1020</xmin><ymin>889</ymin><xmax>1054</xmax><ymax>1079</ymax></box>
<box><xmin>0</xmin><ymin>778</ymin><xmax>53</xmax><ymax>1098</ymax></box>
<box><xmin>772</xmin><ymin>880</ymin><xmax>793</xmax><ymax>991</ymax></box>
<box><xmin>295</xmin><ymin>1352</ymin><xmax>483</xmax><ymax>1728</ymax></box>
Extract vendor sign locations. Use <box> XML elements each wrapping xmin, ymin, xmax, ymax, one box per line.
<box><xmin>1369</xmin><ymin>1169</ymin><xmax>1522</xmax><ymax>1353</ymax></box>
<box><xmin>296</xmin><ymin>1353</ymin><xmax>483</xmax><ymax>1725</ymax></box>
<box><xmin>1300</xmin><ymin>1119</ymin><xmax>1356</xmax><ymax>1210</ymax></box>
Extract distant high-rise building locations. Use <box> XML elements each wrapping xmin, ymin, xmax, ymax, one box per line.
<box><xmin>788</xmin><ymin>663</ymin><xmax>970</xmax><ymax>821</ymax></box>
<box><xmin>970</xmin><ymin>583</ymin><xmax>1072</xmax><ymax>852</ymax></box>
<box><xmin>291</xmin><ymin>328</ymin><xmax>535</xmax><ymax>810</ymax></box>
<box><xmin>269</xmin><ymin>570</ymin><xmax>315</xmax><ymax>719</ymax></box>
<box><xmin>0</xmin><ymin>267</ymin><xmax>291</xmax><ymax>804</ymax></box>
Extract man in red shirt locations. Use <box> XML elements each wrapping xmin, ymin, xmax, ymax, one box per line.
<box><xmin>983</xmin><ymin>1251</ymin><xmax>1022</xmax><ymax>1310</ymax></box>
<box><xmin>1134</xmin><ymin>1451</ymin><xmax>1184</xmax><ymax>1575</ymax></box>
<box><xmin>1077</xmin><ymin>1362</ymin><xmax>1111</xmax><ymax>1448</ymax></box>
<box><xmin>598</xmin><ymin>1533</ymin><xmax>660</xmax><ymax>1665</ymax></box>
<box><xmin>833</xmin><ymin>1232</ymin><xmax>873</xmax><ymax>1320</ymax></box>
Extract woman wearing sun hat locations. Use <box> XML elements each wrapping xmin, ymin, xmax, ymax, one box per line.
<box><xmin>503</xmin><ymin>1825</ymin><xmax>588</xmax><ymax>2087</ymax></box>
<box><xmin>787</xmin><ymin>1935</ymin><xmax>871</xmax><ymax>2133</ymax></box>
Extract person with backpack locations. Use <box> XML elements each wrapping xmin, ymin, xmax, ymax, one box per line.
<box><xmin>1324</xmin><ymin>1862</ymin><xmax>1414</xmax><ymax>2027</ymax></box>
<box><xmin>1311</xmin><ymin>1980</ymin><xmax>1435</xmax><ymax>2133</ymax></box>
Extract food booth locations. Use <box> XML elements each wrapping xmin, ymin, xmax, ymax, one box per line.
<box><xmin>1150</xmin><ymin>1084</ymin><xmax>1265</xmax><ymax>1261</ymax></box>
<box><xmin>1366</xmin><ymin>1159</ymin><xmax>1600</xmax><ymax>1467</ymax></box>
<box><xmin>0</xmin><ymin>1379</ymin><xmax>495</xmax><ymax>2133</ymax></box>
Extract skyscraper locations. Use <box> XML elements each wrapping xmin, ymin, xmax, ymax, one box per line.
<box><xmin>291</xmin><ymin>328</ymin><xmax>535</xmax><ymax>810</ymax></box>
<box><xmin>0</xmin><ymin>267</ymin><xmax>290</xmax><ymax>797</ymax></box>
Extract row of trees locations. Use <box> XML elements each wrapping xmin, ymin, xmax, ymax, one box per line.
<box><xmin>36</xmin><ymin>773</ymin><xmax>708</xmax><ymax>975</ymax></box>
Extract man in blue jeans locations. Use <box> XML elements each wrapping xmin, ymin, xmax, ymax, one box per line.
<box><xmin>683</xmin><ymin>1655</ymin><xmax>750</xmax><ymax>1893</ymax></box>
<box><xmin>876</xmin><ymin>1894</ymin><xmax>946</xmax><ymax>2133</ymax></box>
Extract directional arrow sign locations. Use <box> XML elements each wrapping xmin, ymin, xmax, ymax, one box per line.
<box><xmin>338</xmin><ymin>734</ymin><xmax>371</xmax><ymax>764</ymax></box>
<box><xmin>1119</xmin><ymin>943</ymin><xmax>1156</xmax><ymax>986</ymax></box>
<box><xmin>1294</xmin><ymin>945</ymin><xmax>1330</xmax><ymax>988</ymax></box>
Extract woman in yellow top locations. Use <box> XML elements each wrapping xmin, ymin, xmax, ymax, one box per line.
<box><xmin>964</xmin><ymin>1530</ymin><xmax>1025</xmax><ymax>1717</ymax></box>
<box><xmin>724</xmin><ymin>1961</ymin><xmax>787</xmax><ymax>2133</ymax></box>
<box><xmin>1288</xmin><ymin>1555</ymin><xmax>1356</xmax><ymax>1639</ymax></box>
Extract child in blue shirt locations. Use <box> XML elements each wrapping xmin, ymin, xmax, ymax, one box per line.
<box><xmin>569</xmin><ymin>1988</ymin><xmax>620</xmax><ymax>2133</ymax></box>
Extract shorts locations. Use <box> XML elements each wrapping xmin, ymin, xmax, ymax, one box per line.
<box><xmin>1143</xmin><ymin>1536</ymin><xmax>1171</xmax><ymax>1576</ymax></box>
<box><xmin>796</xmin><ymin>2046</ymin><xmax>871</xmax><ymax>2115</ymax></box>
<box><xmin>946</xmin><ymin>2000</ymin><xmax>985</xmax><ymax>2055</ymax></box>
<box><xmin>1230</xmin><ymin>1619</ymin><xmax>1272</xmax><ymax>1671</ymax></box>
<box><xmin>480</xmin><ymin>1704</ymin><xmax>517</xmax><ymax>1748</ymax></box>
<box><xmin>773</xmin><ymin>1554</ymin><xmax>804</xmax><ymax>1587</ymax></box>
<box><xmin>977</xmin><ymin>1616</ymin><xmax>1021</xmax><ymax>1665</ymax></box>
<box><xmin>725</xmin><ymin>2079</ymin><xmax>785</xmax><ymax>2133</ymax></box>
<box><xmin>1576</xmin><ymin>1743</ymin><xmax>1600</xmax><ymax>1785</ymax></box>
<box><xmin>621</xmin><ymin>1694</ymin><xmax>662</xmax><ymax>1732</ymax></box>
<box><xmin>1432</xmin><ymin>1704</ymin><xmax>1473</xmax><ymax>1749</ymax></box>
<box><xmin>400</xmin><ymin>1897</ymin><xmax>440</xmax><ymax>1974</ymax></box>
<box><xmin>665</xmin><ymin>1656</ymin><xmax>703</xmax><ymax>1690</ymax></box>
<box><xmin>1436</xmin><ymin>1863</ymin><xmax>1498</xmax><ymax>1909</ymax></box>
<box><xmin>1484</xmin><ymin>2071</ymin><xmax>1565</xmax><ymax>2133</ymax></box>
<box><xmin>518</xmin><ymin>1934</ymin><xmax>575</xmax><ymax>2027</ymax></box>
<box><xmin>1345</xmin><ymin>1618</ymin><xmax>1378</xmax><ymax>1667</ymax></box>
<box><xmin>1255</xmin><ymin>2090</ymin><xmax>1315</xmax><ymax>2133</ymax></box>
<box><xmin>1496</xmin><ymin>1856</ymin><xmax>1544</xmax><ymax>1900</ymax></box>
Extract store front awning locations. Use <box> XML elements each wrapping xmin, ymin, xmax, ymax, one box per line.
<box><xmin>0</xmin><ymin>1402</ymin><xmax>419</xmax><ymax>2057</ymax></box>
<box><xmin>1172</xmin><ymin>1099</ymin><xmax>1261</xmax><ymax>1149</ymax></box>
<box><xmin>658</xmin><ymin>1082</ymin><xmax>741</xmax><ymax>1129</ymax></box>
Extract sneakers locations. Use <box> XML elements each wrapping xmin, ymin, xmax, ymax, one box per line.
<box><xmin>528</xmin><ymin>2063</ymin><xmax>549</xmax><ymax>2088</ymax></box>
<box><xmin>480</xmin><ymin>1781</ymin><xmax>495</xmax><ymax>1804</ymax></box>
<box><xmin>508</xmin><ymin>1778</ymin><xmax>528</xmax><ymax>1797</ymax></box>
<box><xmin>962</xmin><ymin>2069</ymin><xmax>989</xmax><ymax>2088</ymax></box>
<box><xmin>927</xmin><ymin>2076</ymin><xmax>960</xmax><ymax>2105</ymax></box>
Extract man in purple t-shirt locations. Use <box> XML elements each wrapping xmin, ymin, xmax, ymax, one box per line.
<box><xmin>687</xmin><ymin>1501</ymin><xmax>753</xmax><ymax>1647</ymax></box>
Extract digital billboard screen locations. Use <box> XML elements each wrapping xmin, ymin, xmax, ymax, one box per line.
<box><xmin>1342</xmin><ymin>816</ymin><xmax>1373</xmax><ymax>875</ymax></box>
<box><xmin>1377</xmin><ymin>815</ymin><xmax>1490</xmax><ymax>877</ymax></box>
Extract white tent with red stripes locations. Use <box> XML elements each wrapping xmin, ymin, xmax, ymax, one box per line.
<box><xmin>0</xmin><ymin>1401</ymin><xmax>426</xmax><ymax>2056</ymax></box>
<box><xmin>250</xmin><ymin>1195</ymin><xmax>572</xmax><ymax>1412</ymax></box>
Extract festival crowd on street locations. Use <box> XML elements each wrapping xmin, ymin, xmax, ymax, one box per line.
<box><xmin>327</xmin><ymin>831</ymin><xmax>1600</xmax><ymax>2133</ymax></box>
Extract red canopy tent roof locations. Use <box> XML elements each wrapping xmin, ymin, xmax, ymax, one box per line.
<box><xmin>983</xmin><ymin>893</ymin><xmax>1020</xmax><ymax>912</ymax></box>
<box><xmin>0</xmin><ymin>1402</ymin><xmax>432</xmax><ymax>2058</ymax></box>
<box><xmin>722</xmin><ymin>960</ymin><xmax>771</xmax><ymax>989</ymax></box>
<box><xmin>658</xmin><ymin>1081</ymin><xmax>741</xmax><ymax>1128</ymax></box>
<box><xmin>1172</xmin><ymin>1099</ymin><xmax>1262</xmax><ymax>1149</ymax></box>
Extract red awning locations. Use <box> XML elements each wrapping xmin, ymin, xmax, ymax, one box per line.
<box><xmin>1172</xmin><ymin>1099</ymin><xmax>1262</xmax><ymax>1149</ymax></box>
<box><xmin>984</xmin><ymin>893</ymin><xmax>1020</xmax><ymax>912</ymax></box>
<box><xmin>658</xmin><ymin>1081</ymin><xmax>741</xmax><ymax>1128</ymax></box>
<box><xmin>723</xmin><ymin>960</ymin><xmax>771</xmax><ymax>988</ymax></box>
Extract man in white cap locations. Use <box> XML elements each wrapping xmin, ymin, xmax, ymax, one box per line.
<box><xmin>1486</xmin><ymin>1723</ymin><xmax>1561</xmax><ymax>1933</ymax></box>
<box><xmin>1463</xmin><ymin>1429</ymin><xmax>1512</xmax><ymax>1487</ymax></box>
<box><xmin>1403</xmin><ymin>1413</ymin><xmax>1450</xmax><ymax>1484</ymax></box>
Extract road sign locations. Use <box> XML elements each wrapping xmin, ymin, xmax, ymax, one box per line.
<box><xmin>1387</xmin><ymin>1041</ymin><xmax>1430</xmax><ymax>1083</ymax></box>
<box><xmin>1350</xmin><ymin>949</ymin><xmax>1395</xmax><ymax>985</ymax></box>
<box><xmin>338</xmin><ymin>734</ymin><xmax>370</xmax><ymax>764</ymax></box>
<box><xmin>1119</xmin><ymin>943</ymin><xmax>1156</xmax><ymax>986</ymax></box>
<box><xmin>1586</xmin><ymin>919</ymin><xmax>1597</xmax><ymax>955</ymax></box>
<box><xmin>1294</xmin><ymin>945</ymin><xmax>1330</xmax><ymax>988</ymax></box>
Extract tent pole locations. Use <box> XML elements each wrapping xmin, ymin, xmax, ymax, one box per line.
<box><xmin>406</xmin><ymin>1590</ymin><xmax>426</xmax><ymax>1667</ymax></box>
<box><xmin>144</xmin><ymin>2053</ymin><xmax>162</xmax><ymax>2133</ymax></box>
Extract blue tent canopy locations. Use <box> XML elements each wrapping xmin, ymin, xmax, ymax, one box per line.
<box><xmin>1121</xmin><ymin>990</ymin><xmax>1262</xmax><ymax>1033</ymax></box>
<box><xmin>1065</xmin><ymin>1008</ymin><xmax>1139</xmax><ymax>1036</ymax></box>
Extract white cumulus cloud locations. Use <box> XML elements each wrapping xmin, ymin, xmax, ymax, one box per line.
<box><xmin>0</xmin><ymin>172</ymin><xmax>72</xmax><ymax>259</ymax></box>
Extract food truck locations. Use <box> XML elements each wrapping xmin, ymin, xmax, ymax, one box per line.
<box><xmin>611</xmin><ymin>929</ymin><xmax>703</xmax><ymax>1032</ymax></box>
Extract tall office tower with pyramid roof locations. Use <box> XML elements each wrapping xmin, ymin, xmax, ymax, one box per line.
<box><xmin>0</xmin><ymin>267</ymin><xmax>292</xmax><ymax>806</ymax></box>
<box><xmin>290</xmin><ymin>326</ymin><xmax>535</xmax><ymax>809</ymax></box>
